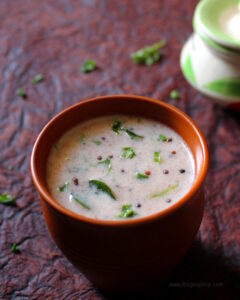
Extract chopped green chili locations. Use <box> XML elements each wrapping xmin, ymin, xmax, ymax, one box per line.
<box><xmin>136</xmin><ymin>172</ymin><xmax>149</xmax><ymax>179</ymax></box>
<box><xmin>81</xmin><ymin>60</ymin><xmax>97</xmax><ymax>73</ymax></box>
<box><xmin>151</xmin><ymin>182</ymin><xmax>179</xmax><ymax>198</ymax></box>
<box><xmin>73</xmin><ymin>195</ymin><xmax>90</xmax><ymax>210</ymax></box>
<box><xmin>89</xmin><ymin>180</ymin><xmax>116</xmax><ymax>200</ymax></box>
<box><xmin>58</xmin><ymin>182</ymin><xmax>69</xmax><ymax>192</ymax></box>
<box><xmin>98</xmin><ymin>158</ymin><xmax>112</xmax><ymax>175</ymax></box>
<box><xmin>170</xmin><ymin>89</ymin><xmax>180</xmax><ymax>99</ymax></box>
<box><xmin>154</xmin><ymin>151</ymin><xmax>163</xmax><ymax>164</ymax></box>
<box><xmin>118</xmin><ymin>204</ymin><xmax>137</xmax><ymax>218</ymax></box>
<box><xmin>158</xmin><ymin>134</ymin><xmax>167</xmax><ymax>142</ymax></box>
<box><xmin>32</xmin><ymin>74</ymin><xmax>44</xmax><ymax>84</ymax></box>
<box><xmin>131</xmin><ymin>40</ymin><xmax>166</xmax><ymax>66</ymax></box>
<box><xmin>92</xmin><ymin>140</ymin><xmax>101</xmax><ymax>145</ymax></box>
<box><xmin>0</xmin><ymin>194</ymin><xmax>16</xmax><ymax>206</ymax></box>
<box><xmin>122</xmin><ymin>147</ymin><xmax>136</xmax><ymax>159</ymax></box>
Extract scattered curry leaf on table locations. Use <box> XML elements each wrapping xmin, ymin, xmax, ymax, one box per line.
<box><xmin>0</xmin><ymin>194</ymin><xmax>16</xmax><ymax>206</ymax></box>
<box><xmin>131</xmin><ymin>40</ymin><xmax>167</xmax><ymax>66</ymax></box>
<box><xmin>16</xmin><ymin>88</ymin><xmax>27</xmax><ymax>99</ymax></box>
<box><xmin>11</xmin><ymin>243</ymin><xmax>20</xmax><ymax>254</ymax></box>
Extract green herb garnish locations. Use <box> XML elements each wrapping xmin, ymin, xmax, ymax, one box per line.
<box><xmin>11</xmin><ymin>243</ymin><xmax>20</xmax><ymax>254</ymax></box>
<box><xmin>118</xmin><ymin>204</ymin><xmax>137</xmax><ymax>218</ymax></box>
<box><xmin>58</xmin><ymin>182</ymin><xmax>69</xmax><ymax>192</ymax></box>
<box><xmin>79</xmin><ymin>134</ymin><xmax>86</xmax><ymax>145</ymax></box>
<box><xmin>112</xmin><ymin>121</ymin><xmax>144</xmax><ymax>140</ymax></box>
<box><xmin>98</xmin><ymin>158</ymin><xmax>112</xmax><ymax>175</ymax></box>
<box><xmin>112</xmin><ymin>120</ymin><xmax>123</xmax><ymax>133</ymax></box>
<box><xmin>89</xmin><ymin>180</ymin><xmax>116</xmax><ymax>200</ymax></box>
<box><xmin>151</xmin><ymin>182</ymin><xmax>179</xmax><ymax>198</ymax></box>
<box><xmin>16</xmin><ymin>88</ymin><xmax>27</xmax><ymax>99</ymax></box>
<box><xmin>154</xmin><ymin>151</ymin><xmax>163</xmax><ymax>164</ymax></box>
<box><xmin>92</xmin><ymin>140</ymin><xmax>101</xmax><ymax>145</ymax></box>
<box><xmin>81</xmin><ymin>60</ymin><xmax>97</xmax><ymax>73</ymax></box>
<box><xmin>136</xmin><ymin>172</ymin><xmax>149</xmax><ymax>179</ymax></box>
<box><xmin>0</xmin><ymin>193</ymin><xmax>16</xmax><ymax>206</ymax></box>
<box><xmin>131</xmin><ymin>40</ymin><xmax>166</xmax><ymax>66</ymax></box>
<box><xmin>122</xmin><ymin>147</ymin><xmax>136</xmax><ymax>159</ymax></box>
<box><xmin>170</xmin><ymin>89</ymin><xmax>180</xmax><ymax>99</ymax></box>
<box><xmin>124</xmin><ymin>129</ymin><xmax>144</xmax><ymax>140</ymax></box>
<box><xmin>73</xmin><ymin>195</ymin><xmax>90</xmax><ymax>210</ymax></box>
<box><xmin>8</xmin><ymin>166</ymin><xmax>13</xmax><ymax>170</ymax></box>
<box><xmin>158</xmin><ymin>134</ymin><xmax>167</xmax><ymax>142</ymax></box>
<box><xmin>32</xmin><ymin>74</ymin><xmax>44</xmax><ymax>84</ymax></box>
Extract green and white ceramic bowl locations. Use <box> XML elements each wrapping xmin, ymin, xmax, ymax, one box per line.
<box><xmin>180</xmin><ymin>0</ymin><xmax>240</xmax><ymax>110</ymax></box>
<box><xmin>194</xmin><ymin>0</ymin><xmax>240</xmax><ymax>50</ymax></box>
<box><xmin>180</xmin><ymin>33</ymin><xmax>240</xmax><ymax>110</ymax></box>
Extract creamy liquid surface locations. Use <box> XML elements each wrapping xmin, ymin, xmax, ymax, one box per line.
<box><xmin>220</xmin><ymin>5</ymin><xmax>240</xmax><ymax>41</ymax></box>
<box><xmin>47</xmin><ymin>115</ymin><xmax>195</xmax><ymax>220</ymax></box>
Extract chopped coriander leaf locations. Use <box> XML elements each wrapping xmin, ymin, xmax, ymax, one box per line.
<box><xmin>170</xmin><ymin>89</ymin><xmax>180</xmax><ymax>99</ymax></box>
<box><xmin>158</xmin><ymin>134</ymin><xmax>167</xmax><ymax>142</ymax></box>
<box><xmin>154</xmin><ymin>151</ymin><xmax>163</xmax><ymax>164</ymax></box>
<box><xmin>32</xmin><ymin>74</ymin><xmax>44</xmax><ymax>84</ymax></box>
<box><xmin>0</xmin><ymin>193</ymin><xmax>16</xmax><ymax>206</ymax></box>
<box><xmin>136</xmin><ymin>172</ymin><xmax>149</xmax><ymax>179</ymax></box>
<box><xmin>79</xmin><ymin>134</ymin><xmax>86</xmax><ymax>144</ymax></box>
<box><xmin>8</xmin><ymin>166</ymin><xmax>13</xmax><ymax>170</ymax></box>
<box><xmin>122</xmin><ymin>147</ymin><xmax>136</xmax><ymax>159</ymax></box>
<box><xmin>73</xmin><ymin>195</ymin><xmax>90</xmax><ymax>210</ymax></box>
<box><xmin>58</xmin><ymin>182</ymin><xmax>69</xmax><ymax>192</ymax></box>
<box><xmin>89</xmin><ymin>180</ymin><xmax>116</xmax><ymax>200</ymax></box>
<box><xmin>112</xmin><ymin>120</ymin><xmax>123</xmax><ymax>133</ymax></box>
<box><xmin>92</xmin><ymin>140</ymin><xmax>101</xmax><ymax>145</ymax></box>
<box><xmin>11</xmin><ymin>243</ymin><xmax>20</xmax><ymax>254</ymax></box>
<box><xmin>131</xmin><ymin>40</ymin><xmax>166</xmax><ymax>66</ymax></box>
<box><xmin>81</xmin><ymin>60</ymin><xmax>97</xmax><ymax>73</ymax></box>
<box><xmin>118</xmin><ymin>204</ymin><xmax>137</xmax><ymax>218</ymax></box>
<box><xmin>16</xmin><ymin>88</ymin><xmax>27</xmax><ymax>99</ymax></box>
<box><xmin>151</xmin><ymin>182</ymin><xmax>179</xmax><ymax>198</ymax></box>
<box><xmin>111</xmin><ymin>120</ymin><xmax>144</xmax><ymax>140</ymax></box>
<box><xmin>98</xmin><ymin>158</ymin><xmax>112</xmax><ymax>175</ymax></box>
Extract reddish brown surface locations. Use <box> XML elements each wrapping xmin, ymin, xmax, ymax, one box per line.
<box><xmin>0</xmin><ymin>0</ymin><xmax>239</xmax><ymax>299</ymax></box>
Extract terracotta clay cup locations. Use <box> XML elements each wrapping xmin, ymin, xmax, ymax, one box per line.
<box><xmin>31</xmin><ymin>95</ymin><xmax>209</xmax><ymax>293</ymax></box>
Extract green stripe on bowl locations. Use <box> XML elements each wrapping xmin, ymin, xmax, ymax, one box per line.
<box><xmin>204</xmin><ymin>78</ymin><xmax>240</xmax><ymax>97</ymax></box>
<box><xmin>183</xmin><ymin>54</ymin><xmax>197</xmax><ymax>85</ymax></box>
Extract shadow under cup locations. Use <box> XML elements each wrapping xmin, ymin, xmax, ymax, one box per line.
<box><xmin>31</xmin><ymin>95</ymin><xmax>209</xmax><ymax>293</ymax></box>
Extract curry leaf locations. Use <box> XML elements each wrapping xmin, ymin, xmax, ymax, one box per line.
<box><xmin>89</xmin><ymin>180</ymin><xmax>116</xmax><ymax>200</ymax></box>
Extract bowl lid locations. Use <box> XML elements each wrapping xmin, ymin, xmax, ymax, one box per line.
<box><xmin>193</xmin><ymin>16</ymin><xmax>240</xmax><ymax>57</ymax></box>
<box><xmin>194</xmin><ymin>0</ymin><xmax>240</xmax><ymax>50</ymax></box>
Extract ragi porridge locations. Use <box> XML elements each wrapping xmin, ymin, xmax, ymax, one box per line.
<box><xmin>47</xmin><ymin>115</ymin><xmax>195</xmax><ymax>220</ymax></box>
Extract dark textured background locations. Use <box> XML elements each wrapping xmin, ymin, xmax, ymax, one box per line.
<box><xmin>0</xmin><ymin>0</ymin><xmax>239</xmax><ymax>299</ymax></box>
